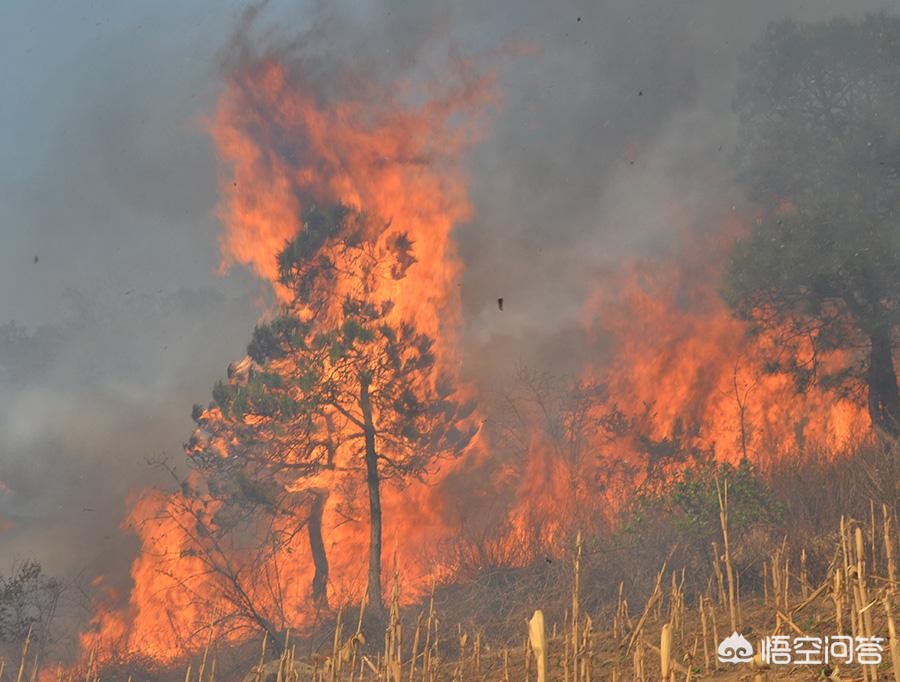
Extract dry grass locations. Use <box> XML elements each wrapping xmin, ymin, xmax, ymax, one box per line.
<box><xmin>3</xmin><ymin>444</ymin><xmax>898</xmax><ymax>680</ymax></box>
<box><xmin>5</xmin><ymin>509</ymin><xmax>896</xmax><ymax>681</ymax></box>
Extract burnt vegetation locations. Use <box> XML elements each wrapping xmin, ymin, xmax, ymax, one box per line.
<box><xmin>4</xmin><ymin>9</ymin><xmax>900</xmax><ymax>682</ymax></box>
<box><xmin>174</xmin><ymin>204</ymin><xmax>478</xmax><ymax>649</ymax></box>
<box><xmin>727</xmin><ymin>13</ymin><xmax>900</xmax><ymax>437</ymax></box>
<box><xmin>145</xmin><ymin>12</ymin><xmax>899</xmax><ymax>677</ymax></box>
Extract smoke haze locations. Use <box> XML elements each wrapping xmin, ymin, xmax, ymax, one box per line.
<box><xmin>1</xmin><ymin>0</ymin><xmax>897</xmax><ymax>623</ymax></box>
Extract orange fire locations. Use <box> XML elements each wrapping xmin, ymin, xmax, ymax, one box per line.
<box><xmin>80</xmin><ymin>48</ymin><xmax>493</xmax><ymax>663</ymax></box>
<box><xmin>212</xmin><ymin>57</ymin><xmax>490</xmax><ymax>354</ymax></box>
<box><xmin>80</xmin><ymin>50</ymin><xmax>871</xmax><ymax>670</ymax></box>
<box><xmin>582</xmin><ymin>215</ymin><xmax>865</xmax><ymax>468</ymax></box>
<box><xmin>500</xmin><ymin>212</ymin><xmax>867</xmax><ymax>556</ymax></box>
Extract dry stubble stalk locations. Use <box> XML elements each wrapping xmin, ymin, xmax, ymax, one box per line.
<box><xmin>571</xmin><ymin>531</ymin><xmax>582</xmax><ymax>681</ymax></box>
<box><xmin>699</xmin><ymin>595</ymin><xmax>709</xmax><ymax>674</ymax></box>
<box><xmin>580</xmin><ymin>615</ymin><xmax>593</xmax><ymax>681</ymax></box>
<box><xmin>626</xmin><ymin>553</ymin><xmax>672</xmax><ymax>653</ymax></box>
<box><xmin>715</xmin><ymin>480</ymin><xmax>738</xmax><ymax>637</ymax></box>
<box><xmin>528</xmin><ymin>610</ymin><xmax>547</xmax><ymax>682</ymax></box>
<box><xmin>833</xmin><ymin>569</ymin><xmax>844</xmax><ymax>635</ymax></box>
<box><xmin>885</xmin><ymin>504</ymin><xmax>896</xmax><ymax>594</ymax></box>
<box><xmin>882</xmin><ymin>594</ymin><xmax>900</xmax><ymax>682</ymax></box>
<box><xmin>16</xmin><ymin>627</ymin><xmax>32</xmax><ymax>682</ymax></box>
<box><xmin>659</xmin><ymin>623</ymin><xmax>673</xmax><ymax>681</ymax></box>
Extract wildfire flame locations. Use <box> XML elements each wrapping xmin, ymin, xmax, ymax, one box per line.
<box><xmin>80</xmin><ymin>43</ymin><xmax>870</xmax><ymax>670</ymax></box>
<box><xmin>583</xmin><ymin>215</ymin><xmax>865</xmax><ymax>467</ymax></box>
<box><xmin>81</xmin><ymin>46</ymin><xmax>492</xmax><ymax>663</ymax></box>
<box><xmin>501</xmin><ymin>212</ymin><xmax>867</xmax><ymax>558</ymax></box>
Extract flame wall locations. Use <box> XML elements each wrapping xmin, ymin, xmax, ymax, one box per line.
<box><xmin>76</xmin><ymin>4</ymin><xmax>877</xmax><ymax>666</ymax></box>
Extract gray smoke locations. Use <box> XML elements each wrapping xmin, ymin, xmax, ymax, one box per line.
<box><xmin>1</xmin><ymin>0</ymin><xmax>898</xmax><ymax>644</ymax></box>
<box><xmin>0</xmin><ymin>1</ymin><xmax>261</xmax><ymax>587</ymax></box>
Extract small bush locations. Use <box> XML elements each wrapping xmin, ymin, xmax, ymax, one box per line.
<box><xmin>625</xmin><ymin>458</ymin><xmax>782</xmax><ymax>549</ymax></box>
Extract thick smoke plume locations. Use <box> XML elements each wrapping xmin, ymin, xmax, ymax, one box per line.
<box><xmin>1</xmin><ymin>0</ymin><xmax>897</xmax><ymax>660</ymax></box>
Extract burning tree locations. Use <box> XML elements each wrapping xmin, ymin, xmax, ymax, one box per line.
<box><xmin>82</xmin><ymin>33</ymin><xmax>490</xmax><ymax>659</ymax></box>
<box><xmin>729</xmin><ymin>13</ymin><xmax>900</xmax><ymax>436</ymax></box>
<box><xmin>188</xmin><ymin>205</ymin><xmax>477</xmax><ymax>616</ymax></box>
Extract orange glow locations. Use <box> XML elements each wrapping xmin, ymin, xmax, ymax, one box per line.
<box><xmin>80</xmin><ymin>53</ymin><xmax>873</xmax><ymax>670</ymax></box>
<box><xmin>212</xmin><ymin>58</ymin><xmax>490</xmax><ymax>353</ymax></box>
<box><xmin>80</xmin><ymin>51</ymin><xmax>492</xmax><ymax>664</ymax></box>
<box><xmin>498</xmin><ymin>211</ymin><xmax>868</xmax><ymax>555</ymax></box>
<box><xmin>581</xmin><ymin>215</ymin><xmax>866</xmax><ymax>469</ymax></box>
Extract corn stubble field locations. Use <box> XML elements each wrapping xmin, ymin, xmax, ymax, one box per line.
<box><xmin>3</xmin><ymin>446</ymin><xmax>897</xmax><ymax>682</ymax></box>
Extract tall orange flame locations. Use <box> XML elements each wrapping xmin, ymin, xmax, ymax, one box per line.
<box><xmin>81</xmin><ymin>49</ymin><xmax>493</xmax><ymax>663</ymax></box>
<box><xmin>79</xmin><ymin>50</ymin><xmax>872</xmax><ymax>670</ymax></box>
<box><xmin>583</xmin><ymin>215</ymin><xmax>865</xmax><ymax>466</ymax></box>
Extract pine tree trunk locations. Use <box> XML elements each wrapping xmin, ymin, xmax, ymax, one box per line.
<box><xmin>308</xmin><ymin>489</ymin><xmax>329</xmax><ymax>609</ymax></box>
<box><xmin>359</xmin><ymin>374</ymin><xmax>384</xmax><ymax>610</ymax></box>
<box><xmin>867</xmin><ymin>325</ymin><xmax>899</xmax><ymax>436</ymax></box>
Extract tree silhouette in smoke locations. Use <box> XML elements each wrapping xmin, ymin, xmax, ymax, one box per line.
<box><xmin>728</xmin><ymin>13</ymin><xmax>900</xmax><ymax>436</ymax></box>
<box><xmin>187</xmin><ymin>205</ymin><xmax>477</xmax><ymax>622</ymax></box>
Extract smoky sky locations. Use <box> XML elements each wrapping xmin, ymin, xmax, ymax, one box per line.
<box><xmin>1</xmin><ymin>0</ymin><xmax>898</xmax><ymax>609</ymax></box>
<box><xmin>0</xmin><ymin>0</ymin><xmax>262</xmax><ymax>587</ymax></box>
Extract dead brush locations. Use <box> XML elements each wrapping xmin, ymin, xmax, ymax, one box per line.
<box><xmin>18</xmin><ymin>470</ymin><xmax>900</xmax><ymax>681</ymax></box>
